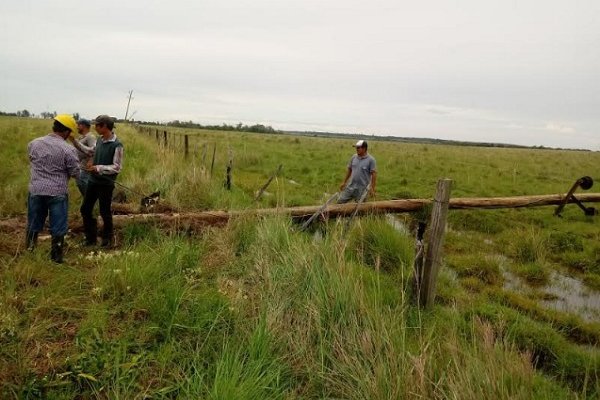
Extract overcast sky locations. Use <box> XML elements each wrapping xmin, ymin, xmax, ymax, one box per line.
<box><xmin>1</xmin><ymin>0</ymin><xmax>598</xmax><ymax>149</ymax></box>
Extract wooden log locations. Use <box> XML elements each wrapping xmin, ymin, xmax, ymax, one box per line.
<box><xmin>420</xmin><ymin>179</ymin><xmax>452</xmax><ymax>308</ymax></box>
<box><xmin>91</xmin><ymin>192</ymin><xmax>600</xmax><ymax>230</ymax></box>
<box><xmin>2</xmin><ymin>193</ymin><xmax>600</xmax><ymax>236</ymax></box>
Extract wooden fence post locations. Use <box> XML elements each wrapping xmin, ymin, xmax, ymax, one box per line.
<box><xmin>418</xmin><ymin>178</ymin><xmax>452</xmax><ymax>308</ymax></box>
<box><xmin>163</xmin><ymin>131</ymin><xmax>168</xmax><ymax>147</ymax></box>
<box><xmin>255</xmin><ymin>164</ymin><xmax>283</xmax><ymax>201</ymax></box>
<box><xmin>184</xmin><ymin>135</ymin><xmax>189</xmax><ymax>159</ymax></box>
<box><xmin>225</xmin><ymin>147</ymin><xmax>233</xmax><ymax>190</ymax></box>
<box><xmin>210</xmin><ymin>143</ymin><xmax>217</xmax><ymax>177</ymax></box>
<box><xmin>155</xmin><ymin>129</ymin><xmax>159</xmax><ymax>142</ymax></box>
<box><xmin>201</xmin><ymin>143</ymin><xmax>208</xmax><ymax>166</ymax></box>
<box><xmin>412</xmin><ymin>221</ymin><xmax>427</xmax><ymax>306</ymax></box>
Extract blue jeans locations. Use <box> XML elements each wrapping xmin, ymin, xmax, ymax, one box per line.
<box><xmin>27</xmin><ymin>193</ymin><xmax>69</xmax><ymax>236</ymax></box>
<box><xmin>76</xmin><ymin>170</ymin><xmax>91</xmax><ymax>197</ymax></box>
<box><xmin>337</xmin><ymin>186</ymin><xmax>366</xmax><ymax>204</ymax></box>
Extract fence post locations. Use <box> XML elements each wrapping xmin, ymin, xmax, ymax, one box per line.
<box><xmin>255</xmin><ymin>164</ymin><xmax>283</xmax><ymax>201</ymax></box>
<box><xmin>210</xmin><ymin>143</ymin><xmax>217</xmax><ymax>177</ymax></box>
<box><xmin>225</xmin><ymin>147</ymin><xmax>233</xmax><ymax>189</ymax></box>
<box><xmin>163</xmin><ymin>131</ymin><xmax>168</xmax><ymax>147</ymax></box>
<box><xmin>412</xmin><ymin>221</ymin><xmax>427</xmax><ymax>306</ymax></box>
<box><xmin>155</xmin><ymin>129</ymin><xmax>159</xmax><ymax>142</ymax></box>
<box><xmin>184</xmin><ymin>135</ymin><xmax>189</xmax><ymax>159</ymax></box>
<box><xmin>202</xmin><ymin>143</ymin><xmax>208</xmax><ymax>167</ymax></box>
<box><xmin>418</xmin><ymin>178</ymin><xmax>452</xmax><ymax>308</ymax></box>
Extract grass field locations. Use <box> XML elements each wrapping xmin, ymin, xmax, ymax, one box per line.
<box><xmin>1</xmin><ymin>116</ymin><xmax>599</xmax><ymax>398</ymax></box>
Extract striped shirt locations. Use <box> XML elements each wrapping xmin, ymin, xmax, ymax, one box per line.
<box><xmin>28</xmin><ymin>133</ymin><xmax>80</xmax><ymax>196</ymax></box>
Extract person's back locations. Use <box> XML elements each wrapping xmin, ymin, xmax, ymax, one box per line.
<box><xmin>26</xmin><ymin>115</ymin><xmax>80</xmax><ymax>264</ymax></box>
<box><xmin>28</xmin><ymin>133</ymin><xmax>80</xmax><ymax>196</ymax></box>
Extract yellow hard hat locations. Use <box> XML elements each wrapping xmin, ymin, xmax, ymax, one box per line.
<box><xmin>53</xmin><ymin>114</ymin><xmax>78</xmax><ymax>136</ymax></box>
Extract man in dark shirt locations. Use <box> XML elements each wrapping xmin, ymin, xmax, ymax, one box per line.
<box><xmin>80</xmin><ymin>115</ymin><xmax>124</xmax><ymax>247</ymax></box>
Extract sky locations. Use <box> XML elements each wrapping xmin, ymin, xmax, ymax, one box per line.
<box><xmin>1</xmin><ymin>0</ymin><xmax>599</xmax><ymax>150</ymax></box>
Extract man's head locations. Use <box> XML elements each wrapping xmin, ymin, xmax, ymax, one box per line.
<box><xmin>93</xmin><ymin>115</ymin><xmax>115</xmax><ymax>134</ymax></box>
<box><xmin>53</xmin><ymin>114</ymin><xmax>77</xmax><ymax>140</ymax></box>
<box><xmin>354</xmin><ymin>140</ymin><xmax>368</xmax><ymax>156</ymax></box>
<box><xmin>77</xmin><ymin>118</ymin><xmax>91</xmax><ymax>134</ymax></box>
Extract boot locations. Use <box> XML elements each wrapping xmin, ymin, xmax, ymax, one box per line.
<box><xmin>50</xmin><ymin>236</ymin><xmax>64</xmax><ymax>264</ymax></box>
<box><xmin>84</xmin><ymin>217</ymin><xmax>97</xmax><ymax>246</ymax></box>
<box><xmin>26</xmin><ymin>230</ymin><xmax>38</xmax><ymax>251</ymax></box>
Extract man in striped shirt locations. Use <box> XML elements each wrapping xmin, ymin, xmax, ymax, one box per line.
<box><xmin>27</xmin><ymin>115</ymin><xmax>80</xmax><ymax>263</ymax></box>
<box><xmin>80</xmin><ymin>115</ymin><xmax>124</xmax><ymax>247</ymax></box>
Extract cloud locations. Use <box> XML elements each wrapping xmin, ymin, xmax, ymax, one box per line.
<box><xmin>544</xmin><ymin>122</ymin><xmax>576</xmax><ymax>134</ymax></box>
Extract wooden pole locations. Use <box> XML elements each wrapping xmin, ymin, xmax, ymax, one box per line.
<box><xmin>225</xmin><ymin>148</ymin><xmax>233</xmax><ymax>190</ymax></box>
<box><xmin>210</xmin><ymin>143</ymin><xmax>217</xmax><ymax>177</ymax></box>
<box><xmin>184</xmin><ymin>135</ymin><xmax>189</xmax><ymax>159</ymax></box>
<box><xmin>412</xmin><ymin>221</ymin><xmax>426</xmax><ymax>306</ymax></box>
<box><xmin>38</xmin><ymin>191</ymin><xmax>600</xmax><ymax>235</ymax></box>
<box><xmin>202</xmin><ymin>143</ymin><xmax>208</xmax><ymax>167</ymax></box>
<box><xmin>255</xmin><ymin>164</ymin><xmax>283</xmax><ymax>201</ymax></box>
<box><xmin>420</xmin><ymin>179</ymin><xmax>452</xmax><ymax>307</ymax></box>
<box><xmin>163</xmin><ymin>131</ymin><xmax>168</xmax><ymax>147</ymax></box>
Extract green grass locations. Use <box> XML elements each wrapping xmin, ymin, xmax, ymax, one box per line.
<box><xmin>1</xmin><ymin>116</ymin><xmax>599</xmax><ymax>398</ymax></box>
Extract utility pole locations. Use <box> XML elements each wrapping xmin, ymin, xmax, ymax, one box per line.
<box><xmin>124</xmin><ymin>90</ymin><xmax>134</xmax><ymax>121</ymax></box>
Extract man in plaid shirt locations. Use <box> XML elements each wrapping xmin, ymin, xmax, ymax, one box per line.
<box><xmin>27</xmin><ymin>115</ymin><xmax>80</xmax><ymax>263</ymax></box>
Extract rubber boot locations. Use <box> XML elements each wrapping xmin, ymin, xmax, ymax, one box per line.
<box><xmin>26</xmin><ymin>230</ymin><xmax>38</xmax><ymax>251</ymax></box>
<box><xmin>50</xmin><ymin>236</ymin><xmax>64</xmax><ymax>264</ymax></box>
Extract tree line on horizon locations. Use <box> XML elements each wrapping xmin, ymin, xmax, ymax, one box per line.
<box><xmin>0</xmin><ymin>110</ymin><xmax>590</xmax><ymax>152</ymax></box>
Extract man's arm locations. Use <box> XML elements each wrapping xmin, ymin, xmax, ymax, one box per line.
<box><xmin>69</xmin><ymin>136</ymin><xmax>95</xmax><ymax>156</ymax></box>
<box><xmin>369</xmin><ymin>170</ymin><xmax>377</xmax><ymax>197</ymax></box>
<box><xmin>339</xmin><ymin>167</ymin><xmax>352</xmax><ymax>191</ymax></box>
<box><xmin>92</xmin><ymin>146</ymin><xmax>123</xmax><ymax>175</ymax></box>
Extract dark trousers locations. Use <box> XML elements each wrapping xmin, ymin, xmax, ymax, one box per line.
<box><xmin>81</xmin><ymin>182</ymin><xmax>114</xmax><ymax>242</ymax></box>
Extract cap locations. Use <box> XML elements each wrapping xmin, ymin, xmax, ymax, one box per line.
<box><xmin>353</xmin><ymin>140</ymin><xmax>367</xmax><ymax>148</ymax></box>
<box><xmin>92</xmin><ymin>115</ymin><xmax>115</xmax><ymax>125</ymax></box>
<box><xmin>77</xmin><ymin>118</ymin><xmax>91</xmax><ymax>127</ymax></box>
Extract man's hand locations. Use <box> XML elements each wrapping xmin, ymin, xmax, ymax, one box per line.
<box><xmin>339</xmin><ymin>183</ymin><xmax>346</xmax><ymax>191</ymax></box>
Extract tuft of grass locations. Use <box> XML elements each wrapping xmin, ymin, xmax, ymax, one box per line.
<box><xmin>447</xmin><ymin>253</ymin><xmax>503</xmax><ymax>285</ymax></box>
<box><xmin>512</xmin><ymin>262</ymin><xmax>550</xmax><ymax>286</ymax></box>
<box><xmin>346</xmin><ymin>216</ymin><xmax>414</xmax><ymax>273</ymax></box>
<box><xmin>507</xmin><ymin>228</ymin><xmax>548</xmax><ymax>264</ymax></box>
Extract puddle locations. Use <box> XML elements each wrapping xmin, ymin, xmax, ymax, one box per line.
<box><xmin>539</xmin><ymin>272</ymin><xmax>600</xmax><ymax>321</ymax></box>
<box><xmin>385</xmin><ymin>214</ymin><xmax>410</xmax><ymax>235</ymax></box>
<box><xmin>501</xmin><ymin>262</ymin><xmax>600</xmax><ymax>322</ymax></box>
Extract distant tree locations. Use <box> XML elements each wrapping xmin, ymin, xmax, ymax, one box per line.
<box><xmin>73</xmin><ymin>112</ymin><xmax>80</xmax><ymax>121</ymax></box>
<box><xmin>17</xmin><ymin>109</ymin><xmax>30</xmax><ymax>117</ymax></box>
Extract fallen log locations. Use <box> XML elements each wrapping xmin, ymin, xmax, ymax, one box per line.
<box><xmin>2</xmin><ymin>193</ymin><xmax>599</xmax><ymax>235</ymax></box>
<box><xmin>102</xmin><ymin>192</ymin><xmax>600</xmax><ymax>230</ymax></box>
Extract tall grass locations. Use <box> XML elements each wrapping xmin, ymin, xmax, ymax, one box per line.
<box><xmin>2</xmin><ymin>116</ymin><xmax>599</xmax><ymax>398</ymax></box>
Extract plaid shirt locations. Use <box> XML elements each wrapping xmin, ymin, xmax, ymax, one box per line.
<box><xmin>28</xmin><ymin>133</ymin><xmax>80</xmax><ymax>196</ymax></box>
